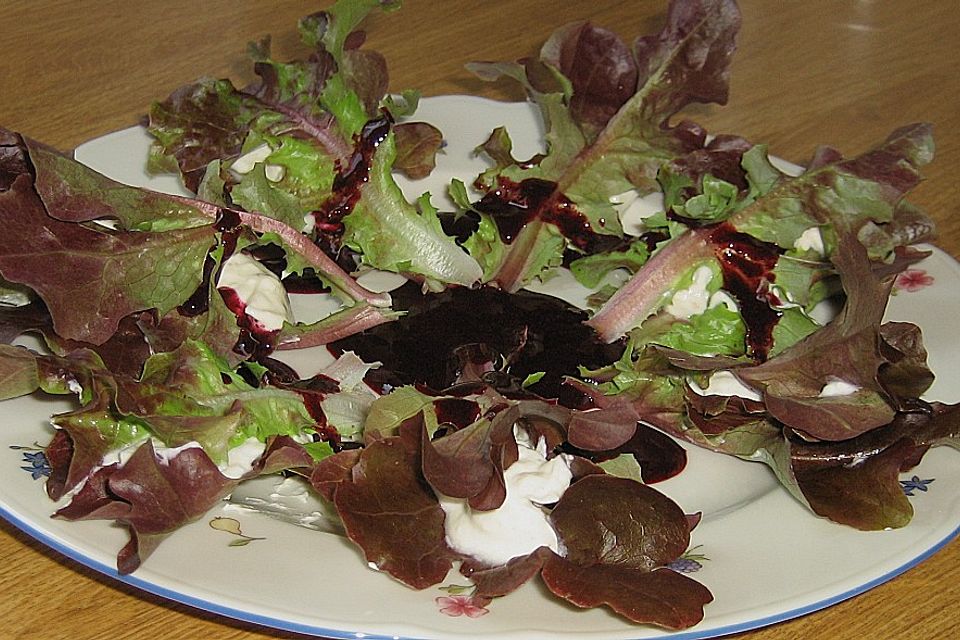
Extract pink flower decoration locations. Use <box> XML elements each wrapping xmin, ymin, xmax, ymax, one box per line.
<box><xmin>895</xmin><ymin>268</ymin><xmax>934</xmax><ymax>292</ymax></box>
<box><xmin>435</xmin><ymin>595</ymin><xmax>490</xmax><ymax>618</ymax></box>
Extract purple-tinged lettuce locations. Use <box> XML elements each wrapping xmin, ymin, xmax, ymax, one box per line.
<box><xmin>146</xmin><ymin>0</ymin><xmax>395</xmax><ymax>192</ymax></box>
<box><xmin>463</xmin><ymin>0</ymin><xmax>741</xmax><ymax>291</ymax></box>
<box><xmin>145</xmin><ymin>0</ymin><xmax>478</xmax><ymax>290</ymax></box>
<box><xmin>789</xmin><ymin>401</ymin><xmax>960</xmax><ymax>530</ymax></box>
<box><xmin>0</xmin><ymin>127</ymin><xmax>395</xmax><ymax>369</ymax></box>
<box><xmin>578</xmin><ymin>226</ymin><xmax>949</xmax><ymax>529</ymax></box>
<box><xmin>540</xmin><ymin>553</ymin><xmax>712</xmax><ymax>629</ymax></box>
<box><xmin>0</xmin><ymin>344</ymin><xmax>41</xmax><ymax>401</ymax></box>
<box><xmin>0</xmin><ymin>172</ymin><xmax>213</xmax><ymax>345</ymax></box>
<box><xmin>315</xmin><ymin>382</ymin><xmax>707</xmax><ymax>628</ymax></box>
<box><xmin>571</xmin><ymin>130</ymin><xmax>949</xmax><ymax>528</ymax></box>
<box><xmin>458</xmin><ymin>474</ymin><xmax>712</xmax><ymax>629</ymax></box>
<box><xmin>334</xmin><ymin>121</ymin><xmax>483</xmax><ymax>290</ymax></box>
<box><xmin>332</xmin><ymin>425</ymin><xmax>455</xmax><ymax>589</ymax></box>
<box><xmin>0</xmin><ymin>333</ymin><xmax>365</xmax><ymax>572</ymax></box>
<box><xmin>54</xmin><ymin>435</ymin><xmax>314</xmax><ymax>573</ymax></box>
<box><xmin>587</xmin><ymin>123</ymin><xmax>935</xmax><ymax>345</ymax></box>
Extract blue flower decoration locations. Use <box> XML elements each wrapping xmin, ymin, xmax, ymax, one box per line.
<box><xmin>668</xmin><ymin>545</ymin><xmax>708</xmax><ymax>573</ymax></box>
<box><xmin>20</xmin><ymin>450</ymin><xmax>51</xmax><ymax>480</ymax></box>
<box><xmin>900</xmin><ymin>475</ymin><xmax>934</xmax><ymax>496</ymax></box>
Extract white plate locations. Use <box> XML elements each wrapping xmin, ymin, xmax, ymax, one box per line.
<box><xmin>1</xmin><ymin>95</ymin><xmax>958</xmax><ymax>639</ymax></box>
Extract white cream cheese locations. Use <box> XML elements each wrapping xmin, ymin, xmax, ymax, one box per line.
<box><xmin>610</xmin><ymin>189</ymin><xmax>664</xmax><ymax>235</ymax></box>
<box><xmin>665</xmin><ymin>265</ymin><xmax>714</xmax><ymax>319</ymax></box>
<box><xmin>231</xmin><ymin>143</ymin><xmax>285</xmax><ymax>182</ymax></box>
<box><xmin>67</xmin><ymin>378</ymin><xmax>84</xmax><ymax>396</ymax></box>
<box><xmin>438</xmin><ymin>437</ymin><xmax>573</xmax><ymax>566</ymax></box>
<box><xmin>64</xmin><ymin>435</ymin><xmax>267</xmax><ymax>505</ymax></box>
<box><xmin>818</xmin><ymin>377</ymin><xmax>861</xmax><ymax>398</ymax></box>
<box><xmin>708</xmin><ymin>290</ymin><xmax>739</xmax><ymax>313</ymax></box>
<box><xmin>217</xmin><ymin>437</ymin><xmax>267</xmax><ymax>479</ymax></box>
<box><xmin>217</xmin><ymin>252</ymin><xmax>294</xmax><ymax>331</ymax></box>
<box><xmin>100</xmin><ymin>436</ymin><xmax>265</xmax><ymax>479</ymax></box>
<box><xmin>100</xmin><ymin>436</ymin><xmax>151</xmax><ymax>468</ymax></box>
<box><xmin>793</xmin><ymin>227</ymin><xmax>825</xmax><ymax>256</ymax></box>
<box><xmin>301</xmin><ymin>213</ymin><xmax>316</xmax><ymax>235</ymax></box>
<box><xmin>663</xmin><ymin>264</ymin><xmax>738</xmax><ymax>319</ymax></box>
<box><xmin>153</xmin><ymin>441</ymin><xmax>204</xmax><ymax>464</ymax></box>
<box><xmin>689</xmin><ymin>370</ymin><xmax>763</xmax><ymax>402</ymax></box>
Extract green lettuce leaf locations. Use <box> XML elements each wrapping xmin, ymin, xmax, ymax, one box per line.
<box><xmin>341</xmin><ymin>131</ymin><xmax>482</xmax><ymax>290</ymax></box>
<box><xmin>463</xmin><ymin>0</ymin><xmax>742</xmax><ymax>291</ymax></box>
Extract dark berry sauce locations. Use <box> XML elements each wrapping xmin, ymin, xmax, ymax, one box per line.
<box><xmin>474</xmin><ymin>177</ymin><xmax>608</xmax><ymax>253</ymax></box>
<box><xmin>708</xmin><ymin>222</ymin><xmax>783</xmax><ymax>360</ymax></box>
<box><xmin>178</xmin><ymin>209</ymin><xmax>243</xmax><ymax>317</ymax></box>
<box><xmin>278</xmin><ymin>372</ymin><xmax>349</xmax><ymax>450</ymax></box>
<box><xmin>329</xmin><ymin>281</ymin><xmax>625</xmax><ymax>397</ymax></box>
<box><xmin>216</xmin><ymin>287</ymin><xmax>279</xmax><ymax>360</ymax></box>
<box><xmin>307</xmin><ymin>115</ymin><xmax>392</xmax><ymax>260</ymax></box>
<box><xmin>433</xmin><ymin>397</ymin><xmax>482</xmax><ymax>429</ymax></box>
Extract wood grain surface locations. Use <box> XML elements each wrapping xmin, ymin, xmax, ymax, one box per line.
<box><xmin>1</xmin><ymin>1</ymin><xmax>957</xmax><ymax>639</ymax></box>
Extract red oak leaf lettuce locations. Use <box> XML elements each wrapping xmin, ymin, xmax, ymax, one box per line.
<box><xmin>314</xmin><ymin>381</ymin><xmax>706</xmax><ymax>628</ymax></box>
<box><xmin>54</xmin><ymin>435</ymin><xmax>313</xmax><ymax>573</ymax></box>
<box><xmin>0</xmin><ymin>173</ymin><xmax>212</xmax><ymax>345</ymax></box>
<box><xmin>0</xmin><ymin>127</ymin><xmax>395</xmax><ymax>369</ymax></box>
<box><xmin>463</xmin><ymin>0</ymin><xmax>741</xmax><ymax>291</ymax></box>
<box><xmin>332</xmin><ymin>427</ymin><xmax>455</xmax><ymax>589</ymax></box>
<box><xmin>145</xmin><ymin>1</ymin><xmax>478</xmax><ymax>290</ymax></box>
<box><xmin>540</xmin><ymin>554</ymin><xmax>713</xmax><ymax>630</ymax></box>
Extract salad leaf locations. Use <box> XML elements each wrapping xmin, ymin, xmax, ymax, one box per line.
<box><xmin>789</xmin><ymin>401</ymin><xmax>960</xmax><ymax>530</ymax></box>
<box><xmin>332</xmin><ymin>426</ymin><xmax>455</xmax><ymax>589</ymax></box>
<box><xmin>587</xmin><ymin>123</ymin><xmax>935</xmax><ymax>345</ymax></box>
<box><xmin>568</xmin><ymin>239</ymin><xmax>651</xmax><ymax>288</ymax></box>
<box><xmin>551</xmin><ymin>474</ymin><xmax>689</xmax><ymax>569</ymax></box>
<box><xmin>646</xmin><ymin>303</ymin><xmax>747</xmax><ymax>357</ymax></box>
<box><xmin>540</xmin><ymin>555</ymin><xmax>713</xmax><ymax>629</ymax></box>
<box><xmin>523</xmin><ymin>475</ymin><xmax>711</xmax><ymax>628</ymax></box>
<box><xmin>0</xmin><ymin>173</ymin><xmax>212</xmax><ymax>345</ymax></box>
<box><xmin>586</xmin><ymin>226</ymin><xmax>715</xmax><ymax>344</ymax></box>
<box><xmin>735</xmin><ymin>231</ymin><xmax>900</xmax><ymax>441</ymax></box>
<box><xmin>461</xmin><ymin>546</ymin><xmax>554</xmax><ymax>600</ymax></box>
<box><xmin>55</xmin><ymin>435</ymin><xmax>313</xmax><ymax>573</ymax></box>
<box><xmin>878</xmin><ymin>321</ymin><xmax>935</xmax><ymax>402</ymax></box>
<box><xmin>0</xmin><ymin>344</ymin><xmax>40</xmax><ymax>400</ymax></box>
<box><xmin>338</xmin><ymin>123</ymin><xmax>483</xmax><ymax>289</ymax></box>
<box><xmin>0</xmin><ymin>126</ymin><xmax>396</xmax><ymax>369</ymax></box>
<box><xmin>133</xmin><ymin>340</ymin><xmax>316</xmax><ymax>446</ymax></box>
<box><xmin>420</xmin><ymin>408</ymin><xmax>518</xmax><ymax>511</ymax></box>
<box><xmin>317</xmin><ymin>378</ymin><xmax>705</xmax><ymax>626</ymax></box>
<box><xmin>145</xmin><ymin>1</ymin><xmax>471</xmax><ymax>290</ymax></box>
<box><xmin>392</xmin><ymin>121</ymin><xmax>444</xmax><ymax>179</ymax></box>
<box><xmin>463</xmin><ymin>0</ymin><xmax>741</xmax><ymax>291</ymax></box>
<box><xmin>29</xmin><ymin>140</ymin><xmax>212</xmax><ymax>231</ymax></box>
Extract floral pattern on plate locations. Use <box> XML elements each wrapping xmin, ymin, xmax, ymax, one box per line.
<box><xmin>208</xmin><ymin>516</ymin><xmax>266</xmax><ymax>547</ymax></box>
<box><xmin>11</xmin><ymin>445</ymin><xmax>51</xmax><ymax>480</ymax></box>
<box><xmin>435</xmin><ymin>594</ymin><xmax>490</xmax><ymax>618</ymax></box>
<box><xmin>893</xmin><ymin>268</ymin><xmax>935</xmax><ymax>293</ymax></box>
<box><xmin>668</xmin><ymin>545</ymin><xmax>710</xmax><ymax>573</ymax></box>
<box><xmin>900</xmin><ymin>476</ymin><xmax>935</xmax><ymax>496</ymax></box>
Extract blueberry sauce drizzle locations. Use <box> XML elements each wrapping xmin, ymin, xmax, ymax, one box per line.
<box><xmin>473</xmin><ymin>177</ymin><xmax>608</xmax><ymax>253</ymax></box>
<box><xmin>708</xmin><ymin>222</ymin><xmax>784</xmax><ymax>360</ymax></box>
<box><xmin>329</xmin><ymin>281</ymin><xmax>625</xmax><ymax>398</ymax></box>
<box><xmin>178</xmin><ymin>209</ymin><xmax>243</xmax><ymax>317</ymax></box>
<box><xmin>307</xmin><ymin>114</ymin><xmax>392</xmax><ymax>265</ymax></box>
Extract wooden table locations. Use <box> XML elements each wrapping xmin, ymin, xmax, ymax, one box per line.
<box><xmin>1</xmin><ymin>1</ymin><xmax>957</xmax><ymax>638</ymax></box>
